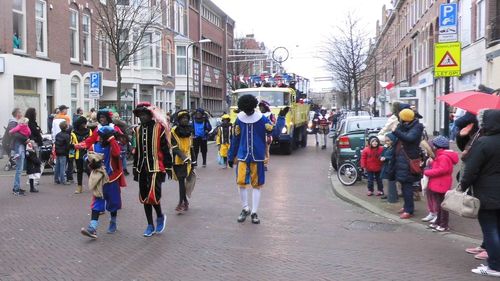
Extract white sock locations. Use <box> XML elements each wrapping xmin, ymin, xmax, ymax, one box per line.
<box><xmin>251</xmin><ymin>188</ymin><xmax>261</xmax><ymax>214</ymax></box>
<box><xmin>239</xmin><ymin>187</ymin><xmax>249</xmax><ymax>210</ymax></box>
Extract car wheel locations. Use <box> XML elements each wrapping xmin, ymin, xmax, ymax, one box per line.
<box><xmin>331</xmin><ymin>153</ymin><xmax>338</xmax><ymax>170</ymax></box>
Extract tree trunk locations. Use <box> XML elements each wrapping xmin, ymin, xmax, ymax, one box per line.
<box><xmin>116</xmin><ymin>69</ymin><xmax>122</xmax><ymax>115</ymax></box>
<box><xmin>353</xmin><ymin>76</ymin><xmax>359</xmax><ymax>116</ymax></box>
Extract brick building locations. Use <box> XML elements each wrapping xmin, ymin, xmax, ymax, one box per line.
<box><xmin>1</xmin><ymin>0</ymin><xmax>117</xmax><ymax>132</ymax></box>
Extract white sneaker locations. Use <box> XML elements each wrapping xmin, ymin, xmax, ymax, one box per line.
<box><xmin>430</xmin><ymin>216</ymin><xmax>438</xmax><ymax>224</ymax></box>
<box><xmin>421</xmin><ymin>213</ymin><xmax>436</xmax><ymax>222</ymax></box>
<box><xmin>472</xmin><ymin>264</ymin><xmax>500</xmax><ymax>277</ymax></box>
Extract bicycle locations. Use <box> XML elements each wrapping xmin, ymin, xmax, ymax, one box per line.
<box><xmin>337</xmin><ymin>147</ymin><xmax>364</xmax><ymax>186</ymax></box>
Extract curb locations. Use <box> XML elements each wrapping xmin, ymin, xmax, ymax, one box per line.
<box><xmin>329</xmin><ymin>168</ymin><xmax>481</xmax><ymax>245</ymax></box>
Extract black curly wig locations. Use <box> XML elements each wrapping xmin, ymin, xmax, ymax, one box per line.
<box><xmin>237</xmin><ymin>94</ymin><xmax>259</xmax><ymax>115</ymax></box>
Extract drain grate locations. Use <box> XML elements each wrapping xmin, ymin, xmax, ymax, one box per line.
<box><xmin>347</xmin><ymin>220</ymin><xmax>400</xmax><ymax>232</ymax></box>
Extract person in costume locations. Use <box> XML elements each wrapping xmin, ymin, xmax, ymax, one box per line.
<box><xmin>80</xmin><ymin>126</ymin><xmax>126</xmax><ymax>239</ymax></box>
<box><xmin>313</xmin><ymin>107</ymin><xmax>330</xmax><ymax>149</ymax></box>
<box><xmin>133</xmin><ymin>102</ymin><xmax>172</xmax><ymax>237</ymax></box>
<box><xmin>171</xmin><ymin>110</ymin><xmax>196</xmax><ymax>213</ymax></box>
<box><xmin>258</xmin><ymin>100</ymin><xmax>275</xmax><ymax>170</ymax></box>
<box><xmin>71</xmin><ymin>116</ymin><xmax>92</xmax><ymax>194</ymax></box>
<box><xmin>228</xmin><ymin>95</ymin><xmax>287</xmax><ymax>224</ymax></box>
<box><xmin>216</xmin><ymin>114</ymin><xmax>232</xmax><ymax>168</ymax></box>
<box><xmin>192</xmin><ymin>108</ymin><xmax>212</xmax><ymax>167</ymax></box>
<box><xmin>82</xmin><ymin>108</ymin><xmax>123</xmax><ymax>149</ymax></box>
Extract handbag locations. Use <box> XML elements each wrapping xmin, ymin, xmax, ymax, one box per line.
<box><xmin>185</xmin><ymin>169</ymin><xmax>197</xmax><ymax>198</ymax></box>
<box><xmin>441</xmin><ymin>185</ymin><xmax>480</xmax><ymax>219</ymax></box>
<box><xmin>398</xmin><ymin>143</ymin><xmax>422</xmax><ymax>175</ymax></box>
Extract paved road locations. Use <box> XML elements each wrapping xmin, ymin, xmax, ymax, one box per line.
<box><xmin>0</xmin><ymin>139</ymin><xmax>490</xmax><ymax>280</ymax></box>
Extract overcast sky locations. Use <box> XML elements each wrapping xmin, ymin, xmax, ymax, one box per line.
<box><xmin>211</xmin><ymin>0</ymin><xmax>391</xmax><ymax>90</ymax></box>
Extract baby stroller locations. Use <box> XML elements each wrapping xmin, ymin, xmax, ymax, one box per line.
<box><xmin>40</xmin><ymin>134</ymin><xmax>55</xmax><ymax>175</ymax></box>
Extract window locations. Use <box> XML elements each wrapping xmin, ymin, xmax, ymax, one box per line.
<box><xmin>174</xmin><ymin>0</ymin><xmax>185</xmax><ymax>35</ymax></box>
<box><xmin>142</xmin><ymin>33</ymin><xmax>153</xmax><ymax>67</ymax></box>
<box><xmin>82</xmin><ymin>13</ymin><xmax>92</xmax><ymax>64</ymax></box>
<box><xmin>477</xmin><ymin>0</ymin><xmax>486</xmax><ymax>39</ymax></box>
<box><xmin>84</xmin><ymin>78</ymin><xmax>91</xmax><ymax>112</ymax></box>
<box><xmin>202</xmin><ymin>6</ymin><xmax>221</xmax><ymax>27</ymax></box>
<box><xmin>71</xmin><ymin>76</ymin><xmax>80</xmax><ymax>114</ymax></box>
<box><xmin>460</xmin><ymin>0</ymin><xmax>472</xmax><ymax>45</ymax></box>
<box><xmin>35</xmin><ymin>0</ymin><xmax>47</xmax><ymax>56</ymax></box>
<box><xmin>155</xmin><ymin>89</ymin><xmax>166</xmax><ymax>109</ymax></box>
<box><xmin>70</xmin><ymin>9</ymin><xmax>79</xmax><ymax>61</ymax></box>
<box><xmin>98</xmin><ymin>33</ymin><xmax>110</xmax><ymax>68</ymax></box>
<box><xmin>165</xmin><ymin>41</ymin><xmax>172</xmax><ymax>75</ymax></box>
<box><xmin>155</xmin><ymin>32</ymin><xmax>161</xmax><ymax>68</ymax></box>
<box><xmin>119</xmin><ymin>29</ymin><xmax>130</xmax><ymax>66</ymax></box>
<box><xmin>166</xmin><ymin>0</ymin><xmax>172</xmax><ymax>29</ymax></box>
<box><xmin>12</xmin><ymin>0</ymin><xmax>26</xmax><ymax>52</ymax></box>
<box><xmin>176</xmin><ymin>45</ymin><xmax>187</xmax><ymax>75</ymax></box>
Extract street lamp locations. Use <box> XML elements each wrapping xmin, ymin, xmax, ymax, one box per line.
<box><xmin>186</xmin><ymin>38</ymin><xmax>212</xmax><ymax>112</ymax></box>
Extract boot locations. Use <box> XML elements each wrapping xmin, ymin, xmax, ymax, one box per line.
<box><xmin>30</xmin><ymin>186</ymin><xmax>39</xmax><ymax>193</ymax></box>
<box><xmin>74</xmin><ymin>185</ymin><xmax>83</xmax><ymax>194</ymax></box>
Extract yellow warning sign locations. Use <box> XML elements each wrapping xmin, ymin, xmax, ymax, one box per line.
<box><xmin>434</xmin><ymin>42</ymin><xmax>461</xmax><ymax>77</ymax></box>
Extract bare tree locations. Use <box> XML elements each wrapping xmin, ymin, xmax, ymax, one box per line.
<box><xmin>90</xmin><ymin>0</ymin><xmax>163</xmax><ymax>110</ymax></box>
<box><xmin>322</xmin><ymin>13</ymin><xmax>368</xmax><ymax>113</ymax></box>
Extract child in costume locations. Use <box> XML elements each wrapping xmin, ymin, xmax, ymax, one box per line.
<box><xmin>216</xmin><ymin>114</ymin><xmax>232</xmax><ymax>168</ymax></box>
<box><xmin>171</xmin><ymin>110</ymin><xmax>196</xmax><ymax>214</ymax></box>
<box><xmin>133</xmin><ymin>102</ymin><xmax>172</xmax><ymax>237</ymax></box>
<box><xmin>228</xmin><ymin>95</ymin><xmax>287</xmax><ymax>224</ymax></box>
<box><xmin>80</xmin><ymin>126</ymin><xmax>126</xmax><ymax>239</ymax></box>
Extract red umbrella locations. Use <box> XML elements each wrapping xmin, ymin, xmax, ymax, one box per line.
<box><xmin>437</xmin><ymin>91</ymin><xmax>500</xmax><ymax>115</ymax></box>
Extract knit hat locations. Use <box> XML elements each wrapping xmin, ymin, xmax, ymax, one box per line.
<box><xmin>432</xmin><ymin>136</ymin><xmax>450</xmax><ymax>149</ymax></box>
<box><xmin>385</xmin><ymin>133</ymin><xmax>397</xmax><ymax>143</ymax></box>
<box><xmin>97</xmin><ymin>125</ymin><xmax>115</xmax><ymax>136</ymax></box>
<box><xmin>96</xmin><ymin>109</ymin><xmax>114</xmax><ymax>123</ymax></box>
<box><xmin>368</xmin><ymin>135</ymin><xmax>380</xmax><ymax>146</ymax></box>
<box><xmin>399</xmin><ymin>109</ymin><xmax>415</xmax><ymax>122</ymax></box>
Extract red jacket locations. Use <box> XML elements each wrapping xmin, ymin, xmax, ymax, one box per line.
<box><xmin>361</xmin><ymin>146</ymin><xmax>383</xmax><ymax>172</ymax></box>
<box><xmin>424</xmin><ymin>149</ymin><xmax>459</xmax><ymax>193</ymax></box>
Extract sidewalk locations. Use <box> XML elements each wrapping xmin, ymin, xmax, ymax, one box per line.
<box><xmin>330</xmin><ymin>141</ymin><xmax>483</xmax><ymax>243</ymax></box>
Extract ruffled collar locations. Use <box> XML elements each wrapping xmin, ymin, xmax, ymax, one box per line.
<box><xmin>237</xmin><ymin>111</ymin><xmax>262</xmax><ymax>124</ymax></box>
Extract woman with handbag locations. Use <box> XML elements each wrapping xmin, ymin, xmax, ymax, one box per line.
<box><xmin>460</xmin><ymin>109</ymin><xmax>500</xmax><ymax>277</ymax></box>
<box><xmin>392</xmin><ymin>109</ymin><xmax>424</xmax><ymax>219</ymax></box>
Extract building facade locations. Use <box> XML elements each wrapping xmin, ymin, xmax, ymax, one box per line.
<box><xmin>1</xmin><ymin>0</ymin><xmax>117</xmax><ymax>132</ymax></box>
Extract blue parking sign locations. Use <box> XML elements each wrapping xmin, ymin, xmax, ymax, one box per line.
<box><xmin>439</xmin><ymin>3</ymin><xmax>457</xmax><ymax>27</ymax></box>
<box><xmin>89</xmin><ymin>72</ymin><xmax>102</xmax><ymax>99</ymax></box>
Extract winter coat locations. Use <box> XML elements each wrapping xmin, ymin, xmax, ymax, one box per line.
<box><xmin>378</xmin><ymin>115</ymin><xmax>399</xmax><ymax>138</ymax></box>
<box><xmin>26</xmin><ymin>150</ymin><xmax>41</xmax><ymax>175</ymax></box>
<box><xmin>392</xmin><ymin>119</ymin><xmax>424</xmax><ymax>183</ymax></box>
<box><xmin>28</xmin><ymin>120</ymin><xmax>43</xmax><ymax>146</ymax></box>
<box><xmin>460</xmin><ymin>109</ymin><xmax>500</xmax><ymax>210</ymax></box>
<box><xmin>2</xmin><ymin>118</ymin><xmax>18</xmax><ymax>153</ymax></box>
<box><xmin>361</xmin><ymin>146</ymin><xmax>383</xmax><ymax>172</ymax></box>
<box><xmin>454</xmin><ymin>112</ymin><xmax>478</xmax><ymax>151</ymax></box>
<box><xmin>192</xmin><ymin>119</ymin><xmax>212</xmax><ymax>140</ymax></box>
<box><xmin>424</xmin><ymin>149</ymin><xmax>459</xmax><ymax>193</ymax></box>
<box><xmin>380</xmin><ymin>146</ymin><xmax>395</xmax><ymax>180</ymax></box>
<box><xmin>54</xmin><ymin>131</ymin><xmax>71</xmax><ymax>156</ymax></box>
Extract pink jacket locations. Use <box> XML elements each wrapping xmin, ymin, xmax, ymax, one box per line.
<box><xmin>9</xmin><ymin>124</ymin><xmax>31</xmax><ymax>138</ymax></box>
<box><xmin>424</xmin><ymin>149</ymin><xmax>459</xmax><ymax>193</ymax></box>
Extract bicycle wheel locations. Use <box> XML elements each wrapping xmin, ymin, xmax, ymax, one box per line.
<box><xmin>337</xmin><ymin>162</ymin><xmax>359</xmax><ymax>186</ymax></box>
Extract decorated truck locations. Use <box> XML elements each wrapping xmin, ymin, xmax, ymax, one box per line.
<box><xmin>230</xmin><ymin>87</ymin><xmax>309</xmax><ymax>154</ymax></box>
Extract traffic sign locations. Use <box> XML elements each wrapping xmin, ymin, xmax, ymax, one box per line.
<box><xmin>89</xmin><ymin>72</ymin><xmax>102</xmax><ymax>99</ymax></box>
<box><xmin>434</xmin><ymin>42</ymin><xmax>461</xmax><ymax>78</ymax></box>
<box><xmin>439</xmin><ymin>3</ymin><xmax>458</xmax><ymax>43</ymax></box>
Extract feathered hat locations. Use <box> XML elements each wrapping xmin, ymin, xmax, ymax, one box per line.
<box><xmin>133</xmin><ymin>102</ymin><xmax>171</xmax><ymax>144</ymax></box>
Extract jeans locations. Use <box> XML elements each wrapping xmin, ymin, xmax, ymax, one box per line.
<box><xmin>401</xmin><ymin>181</ymin><xmax>415</xmax><ymax>214</ymax></box>
<box><xmin>13</xmin><ymin>144</ymin><xmax>25</xmax><ymax>191</ymax></box>
<box><xmin>367</xmin><ymin>172</ymin><xmax>383</xmax><ymax>192</ymax></box>
<box><xmin>386</xmin><ymin>180</ymin><xmax>398</xmax><ymax>203</ymax></box>
<box><xmin>478</xmin><ymin>209</ymin><xmax>500</xmax><ymax>271</ymax></box>
<box><xmin>121</xmin><ymin>154</ymin><xmax>127</xmax><ymax>171</ymax></box>
<box><xmin>54</xmin><ymin>156</ymin><xmax>67</xmax><ymax>184</ymax></box>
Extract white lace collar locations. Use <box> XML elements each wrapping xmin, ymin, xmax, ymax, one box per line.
<box><xmin>237</xmin><ymin>111</ymin><xmax>263</xmax><ymax>124</ymax></box>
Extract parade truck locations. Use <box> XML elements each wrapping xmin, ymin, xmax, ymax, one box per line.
<box><xmin>230</xmin><ymin>87</ymin><xmax>309</xmax><ymax>155</ymax></box>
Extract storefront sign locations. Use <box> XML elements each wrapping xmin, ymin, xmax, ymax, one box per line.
<box><xmin>399</xmin><ymin>88</ymin><xmax>417</xmax><ymax>99</ymax></box>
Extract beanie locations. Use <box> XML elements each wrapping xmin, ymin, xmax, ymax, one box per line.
<box><xmin>399</xmin><ymin>109</ymin><xmax>415</xmax><ymax>122</ymax></box>
<box><xmin>432</xmin><ymin>136</ymin><xmax>450</xmax><ymax>149</ymax></box>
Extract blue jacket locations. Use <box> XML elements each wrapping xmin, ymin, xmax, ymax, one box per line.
<box><xmin>192</xmin><ymin>119</ymin><xmax>212</xmax><ymax>140</ymax></box>
<box><xmin>380</xmin><ymin>146</ymin><xmax>395</xmax><ymax>180</ymax></box>
<box><xmin>228</xmin><ymin>111</ymin><xmax>285</xmax><ymax>163</ymax></box>
<box><xmin>392</xmin><ymin>119</ymin><xmax>424</xmax><ymax>183</ymax></box>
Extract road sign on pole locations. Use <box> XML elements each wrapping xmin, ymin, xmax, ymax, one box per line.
<box><xmin>438</xmin><ymin>3</ymin><xmax>458</xmax><ymax>43</ymax></box>
<box><xmin>434</xmin><ymin>42</ymin><xmax>461</xmax><ymax>78</ymax></box>
<box><xmin>89</xmin><ymin>72</ymin><xmax>102</xmax><ymax>99</ymax></box>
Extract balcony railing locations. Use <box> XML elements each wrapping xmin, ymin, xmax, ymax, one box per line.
<box><xmin>489</xmin><ymin>16</ymin><xmax>500</xmax><ymax>46</ymax></box>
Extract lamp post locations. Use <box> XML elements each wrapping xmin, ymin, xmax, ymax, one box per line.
<box><xmin>186</xmin><ymin>38</ymin><xmax>212</xmax><ymax>112</ymax></box>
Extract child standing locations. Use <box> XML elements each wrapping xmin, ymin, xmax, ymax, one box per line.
<box><xmin>361</xmin><ymin>136</ymin><xmax>384</xmax><ymax>196</ymax></box>
<box><xmin>9</xmin><ymin>117</ymin><xmax>31</xmax><ymax>160</ymax></box>
<box><xmin>25</xmin><ymin>141</ymin><xmax>41</xmax><ymax>193</ymax></box>
<box><xmin>54</xmin><ymin>121</ymin><xmax>72</xmax><ymax>185</ymax></box>
<box><xmin>81</xmin><ymin>126</ymin><xmax>125</xmax><ymax>239</ymax></box>
<box><xmin>216</xmin><ymin>114</ymin><xmax>232</xmax><ymax>168</ymax></box>
<box><xmin>71</xmin><ymin>116</ymin><xmax>92</xmax><ymax>194</ymax></box>
<box><xmin>423</xmin><ymin>136</ymin><xmax>459</xmax><ymax>232</ymax></box>
<box><xmin>380</xmin><ymin>133</ymin><xmax>398</xmax><ymax>203</ymax></box>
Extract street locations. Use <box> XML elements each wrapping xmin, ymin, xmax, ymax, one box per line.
<box><xmin>0</xmin><ymin>139</ymin><xmax>490</xmax><ymax>281</ymax></box>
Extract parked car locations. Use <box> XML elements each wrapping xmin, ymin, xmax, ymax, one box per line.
<box><xmin>330</xmin><ymin>116</ymin><xmax>388</xmax><ymax>170</ymax></box>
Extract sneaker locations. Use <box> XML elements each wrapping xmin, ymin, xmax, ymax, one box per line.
<box><xmin>13</xmin><ymin>190</ymin><xmax>25</xmax><ymax>196</ymax></box>
<box><xmin>237</xmin><ymin>208</ymin><xmax>251</xmax><ymax>223</ymax></box>
<box><xmin>251</xmin><ymin>213</ymin><xmax>260</xmax><ymax>224</ymax></box>
<box><xmin>466</xmin><ymin>246</ymin><xmax>486</xmax><ymax>254</ymax></box>
<box><xmin>475</xmin><ymin>251</ymin><xmax>489</xmax><ymax>260</ymax></box>
<box><xmin>183</xmin><ymin>202</ymin><xmax>189</xmax><ymax>212</ymax></box>
<box><xmin>400</xmin><ymin>212</ymin><xmax>413</xmax><ymax>219</ymax></box>
<box><xmin>107</xmin><ymin>221</ymin><xmax>117</xmax><ymax>234</ymax></box>
<box><xmin>81</xmin><ymin>227</ymin><xmax>97</xmax><ymax>239</ymax></box>
<box><xmin>398</xmin><ymin>208</ymin><xmax>405</xmax><ymax>214</ymax></box>
<box><xmin>430</xmin><ymin>216</ymin><xmax>437</xmax><ymax>224</ymax></box>
<box><xmin>376</xmin><ymin>191</ymin><xmax>384</xmax><ymax>196</ymax></box>
<box><xmin>427</xmin><ymin>223</ymin><xmax>438</xmax><ymax>229</ymax></box>
<box><xmin>380</xmin><ymin>195</ymin><xmax>388</xmax><ymax>200</ymax></box>
<box><xmin>421</xmin><ymin>213</ymin><xmax>437</xmax><ymax>222</ymax></box>
<box><xmin>156</xmin><ymin>214</ymin><xmax>167</xmax><ymax>234</ymax></box>
<box><xmin>367</xmin><ymin>191</ymin><xmax>374</xmax><ymax>196</ymax></box>
<box><xmin>202</xmin><ymin>164</ymin><xmax>207</xmax><ymax>168</ymax></box>
<box><xmin>433</xmin><ymin>226</ymin><xmax>449</xmax><ymax>232</ymax></box>
<box><xmin>175</xmin><ymin>204</ymin><xmax>185</xmax><ymax>214</ymax></box>
<box><xmin>472</xmin><ymin>264</ymin><xmax>500</xmax><ymax>277</ymax></box>
<box><xmin>143</xmin><ymin>224</ymin><xmax>155</xmax><ymax>237</ymax></box>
